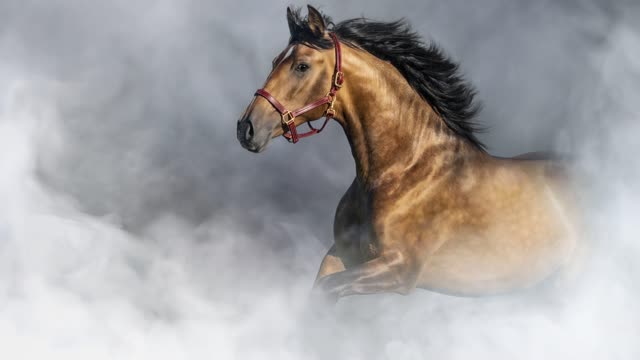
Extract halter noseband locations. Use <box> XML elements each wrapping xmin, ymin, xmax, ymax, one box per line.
<box><xmin>254</xmin><ymin>33</ymin><xmax>344</xmax><ymax>144</ymax></box>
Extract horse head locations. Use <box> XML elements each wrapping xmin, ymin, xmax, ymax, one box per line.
<box><xmin>237</xmin><ymin>5</ymin><xmax>343</xmax><ymax>152</ymax></box>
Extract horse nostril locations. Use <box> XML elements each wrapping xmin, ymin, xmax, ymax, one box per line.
<box><xmin>237</xmin><ymin>118</ymin><xmax>260</xmax><ymax>150</ymax></box>
<box><xmin>247</xmin><ymin>122</ymin><xmax>254</xmax><ymax>139</ymax></box>
<box><xmin>245</xmin><ymin>120</ymin><xmax>254</xmax><ymax>140</ymax></box>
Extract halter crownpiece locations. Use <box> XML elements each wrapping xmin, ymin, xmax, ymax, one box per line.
<box><xmin>254</xmin><ymin>32</ymin><xmax>344</xmax><ymax>144</ymax></box>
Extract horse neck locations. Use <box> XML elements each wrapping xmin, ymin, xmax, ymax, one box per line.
<box><xmin>335</xmin><ymin>49</ymin><xmax>484</xmax><ymax>189</ymax></box>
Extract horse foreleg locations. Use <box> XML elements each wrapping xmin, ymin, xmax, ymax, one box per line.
<box><xmin>314</xmin><ymin>245</ymin><xmax>346</xmax><ymax>282</ymax></box>
<box><xmin>313</xmin><ymin>251</ymin><xmax>418</xmax><ymax>299</ymax></box>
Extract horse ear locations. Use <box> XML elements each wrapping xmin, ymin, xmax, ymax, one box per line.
<box><xmin>286</xmin><ymin>6</ymin><xmax>296</xmax><ymax>36</ymax></box>
<box><xmin>306</xmin><ymin>5</ymin><xmax>326</xmax><ymax>36</ymax></box>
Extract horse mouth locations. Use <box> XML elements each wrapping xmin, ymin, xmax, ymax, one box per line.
<box><xmin>244</xmin><ymin>143</ymin><xmax>263</xmax><ymax>153</ymax></box>
<box><xmin>239</xmin><ymin>136</ymin><xmax>263</xmax><ymax>153</ymax></box>
<box><xmin>238</xmin><ymin>133</ymin><xmax>268</xmax><ymax>153</ymax></box>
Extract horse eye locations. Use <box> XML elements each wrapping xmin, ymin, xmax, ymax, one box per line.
<box><xmin>295</xmin><ymin>63</ymin><xmax>310</xmax><ymax>73</ymax></box>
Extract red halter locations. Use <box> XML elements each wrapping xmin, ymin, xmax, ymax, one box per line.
<box><xmin>254</xmin><ymin>33</ymin><xmax>344</xmax><ymax>144</ymax></box>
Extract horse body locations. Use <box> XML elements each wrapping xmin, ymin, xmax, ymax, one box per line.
<box><xmin>237</xmin><ymin>6</ymin><xmax>581</xmax><ymax>301</ymax></box>
<box><xmin>316</xmin><ymin>43</ymin><xmax>578</xmax><ymax>298</ymax></box>
<box><xmin>331</xmin><ymin>156</ymin><xmax>578</xmax><ymax>297</ymax></box>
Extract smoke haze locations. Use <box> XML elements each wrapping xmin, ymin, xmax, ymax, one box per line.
<box><xmin>1</xmin><ymin>0</ymin><xmax>639</xmax><ymax>358</ymax></box>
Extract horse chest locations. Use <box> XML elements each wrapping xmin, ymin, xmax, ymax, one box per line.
<box><xmin>333</xmin><ymin>182</ymin><xmax>378</xmax><ymax>263</ymax></box>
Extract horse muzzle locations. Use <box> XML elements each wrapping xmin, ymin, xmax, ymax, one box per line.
<box><xmin>237</xmin><ymin>117</ymin><xmax>271</xmax><ymax>153</ymax></box>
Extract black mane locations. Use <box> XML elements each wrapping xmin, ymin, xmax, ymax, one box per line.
<box><xmin>287</xmin><ymin>8</ymin><xmax>486</xmax><ymax>150</ymax></box>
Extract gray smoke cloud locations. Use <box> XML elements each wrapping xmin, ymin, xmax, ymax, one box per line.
<box><xmin>1</xmin><ymin>0</ymin><xmax>640</xmax><ymax>358</ymax></box>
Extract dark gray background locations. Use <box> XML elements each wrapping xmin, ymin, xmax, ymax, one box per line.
<box><xmin>4</xmin><ymin>0</ymin><xmax>631</xmax><ymax>236</ymax></box>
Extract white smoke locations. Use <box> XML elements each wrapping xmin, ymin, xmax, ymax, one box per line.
<box><xmin>1</xmin><ymin>0</ymin><xmax>640</xmax><ymax>359</ymax></box>
<box><xmin>0</xmin><ymin>87</ymin><xmax>316</xmax><ymax>358</ymax></box>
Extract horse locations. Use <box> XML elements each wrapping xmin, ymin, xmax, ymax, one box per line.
<box><xmin>236</xmin><ymin>5</ymin><xmax>581</xmax><ymax>302</ymax></box>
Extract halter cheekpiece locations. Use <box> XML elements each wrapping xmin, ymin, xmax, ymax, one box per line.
<box><xmin>254</xmin><ymin>32</ymin><xmax>344</xmax><ymax>144</ymax></box>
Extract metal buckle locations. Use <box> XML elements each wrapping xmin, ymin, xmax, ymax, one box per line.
<box><xmin>281</xmin><ymin>111</ymin><xmax>295</xmax><ymax>126</ymax></box>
